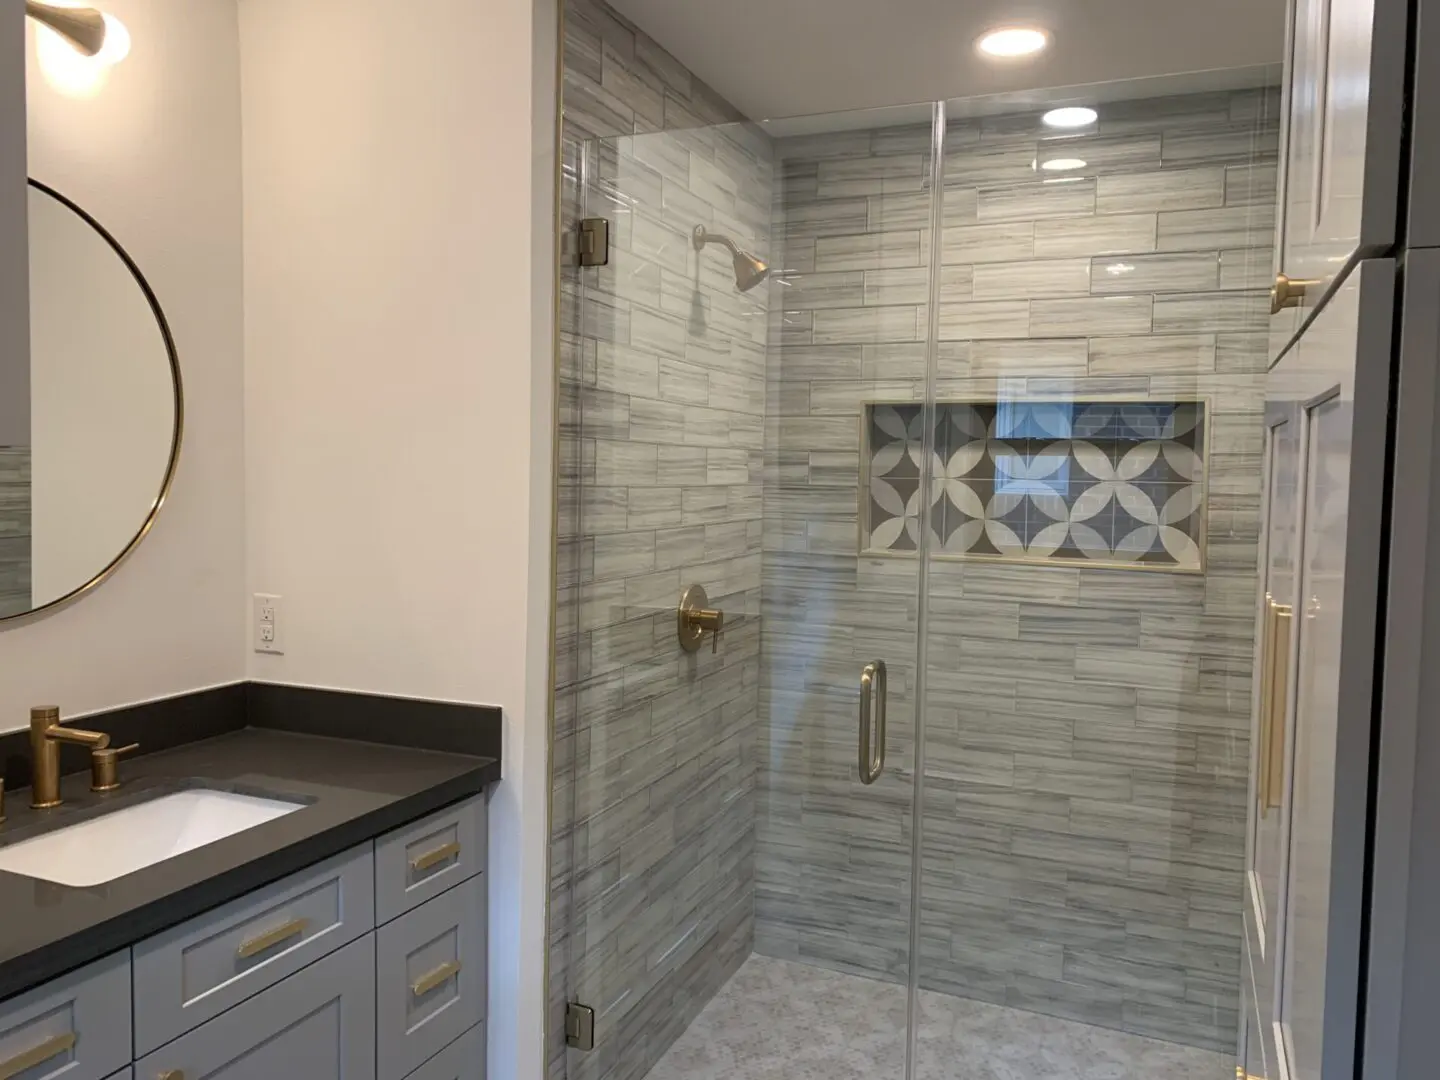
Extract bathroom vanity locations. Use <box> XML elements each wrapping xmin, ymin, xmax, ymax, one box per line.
<box><xmin>0</xmin><ymin>689</ymin><xmax>499</xmax><ymax>1080</ymax></box>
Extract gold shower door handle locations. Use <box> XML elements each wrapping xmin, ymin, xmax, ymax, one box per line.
<box><xmin>1258</xmin><ymin>598</ymin><xmax>1293</xmax><ymax>813</ymax></box>
<box><xmin>858</xmin><ymin>661</ymin><xmax>888</xmax><ymax>785</ymax></box>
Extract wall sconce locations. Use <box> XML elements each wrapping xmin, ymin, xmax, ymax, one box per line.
<box><xmin>26</xmin><ymin>1</ymin><xmax>131</xmax><ymax>97</ymax></box>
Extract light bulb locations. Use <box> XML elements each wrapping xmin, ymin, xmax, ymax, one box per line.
<box><xmin>34</xmin><ymin>10</ymin><xmax>129</xmax><ymax>98</ymax></box>
<box><xmin>976</xmin><ymin>27</ymin><xmax>1050</xmax><ymax>59</ymax></box>
<box><xmin>1043</xmin><ymin>106</ymin><xmax>1098</xmax><ymax>129</ymax></box>
<box><xmin>96</xmin><ymin>13</ymin><xmax>130</xmax><ymax>64</ymax></box>
<box><xmin>1040</xmin><ymin>158</ymin><xmax>1087</xmax><ymax>172</ymax></box>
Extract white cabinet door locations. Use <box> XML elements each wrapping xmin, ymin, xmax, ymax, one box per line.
<box><xmin>1271</xmin><ymin>0</ymin><xmax>1403</xmax><ymax>351</ymax></box>
<box><xmin>1257</xmin><ymin>260</ymin><xmax>1394</xmax><ymax>1080</ymax></box>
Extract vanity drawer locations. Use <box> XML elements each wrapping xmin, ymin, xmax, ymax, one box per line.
<box><xmin>132</xmin><ymin>844</ymin><xmax>376</xmax><ymax>1056</ymax></box>
<box><xmin>375</xmin><ymin>795</ymin><xmax>485</xmax><ymax>924</ymax></box>
<box><xmin>406</xmin><ymin>1024</ymin><xmax>484</xmax><ymax>1080</ymax></box>
<box><xmin>0</xmin><ymin>951</ymin><xmax>130</xmax><ymax>1080</ymax></box>
<box><xmin>135</xmin><ymin>933</ymin><xmax>376</xmax><ymax>1080</ymax></box>
<box><xmin>376</xmin><ymin>874</ymin><xmax>486</xmax><ymax>1080</ymax></box>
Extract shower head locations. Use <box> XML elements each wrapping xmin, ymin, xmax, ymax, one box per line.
<box><xmin>693</xmin><ymin>225</ymin><xmax>770</xmax><ymax>293</ymax></box>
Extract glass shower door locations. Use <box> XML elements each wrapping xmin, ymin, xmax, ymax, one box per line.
<box><xmin>556</xmin><ymin>80</ymin><xmax>1280</xmax><ymax>1080</ymax></box>
<box><xmin>556</xmin><ymin>104</ymin><xmax>943</xmax><ymax>1080</ymax></box>
<box><xmin>909</xmin><ymin>84</ymin><xmax>1280</xmax><ymax>1079</ymax></box>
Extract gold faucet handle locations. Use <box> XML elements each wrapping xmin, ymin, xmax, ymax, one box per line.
<box><xmin>705</xmin><ymin>609</ymin><xmax>725</xmax><ymax>653</ymax></box>
<box><xmin>90</xmin><ymin>743</ymin><xmax>139</xmax><ymax>793</ymax></box>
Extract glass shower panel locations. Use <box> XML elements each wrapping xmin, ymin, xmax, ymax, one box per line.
<box><xmin>559</xmin><ymin>106</ymin><xmax>943</xmax><ymax>1080</ymax></box>
<box><xmin>909</xmin><ymin>85</ymin><xmax>1281</xmax><ymax>1078</ymax></box>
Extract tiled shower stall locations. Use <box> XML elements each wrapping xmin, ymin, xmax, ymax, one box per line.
<box><xmin>551</xmin><ymin>3</ymin><xmax>1278</xmax><ymax>1078</ymax></box>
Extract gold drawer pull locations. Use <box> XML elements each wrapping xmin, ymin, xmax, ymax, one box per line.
<box><xmin>0</xmin><ymin>1031</ymin><xmax>76</xmax><ymax>1080</ymax></box>
<box><xmin>237</xmin><ymin>916</ymin><xmax>310</xmax><ymax>959</ymax></box>
<box><xmin>410</xmin><ymin>841</ymin><xmax>461</xmax><ymax>873</ymax></box>
<box><xmin>411</xmin><ymin>960</ymin><xmax>462</xmax><ymax>997</ymax></box>
<box><xmin>159</xmin><ymin>1072</ymin><xmax>186</xmax><ymax>1080</ymax></box>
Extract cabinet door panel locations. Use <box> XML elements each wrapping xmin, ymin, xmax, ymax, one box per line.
<box><xmin>377</xmin><ymin>875</ymin><xmax>486</xmax><ymax>1080</ymax></box>
<box><xmin>374</xmin><ymin>795</ymin><xmax>486</xmax><ymax>925</ymax></box>
<box><xmin>1251</xmin><ymin>401</ymin><xmax>1302</xmax><ymax>954</ymax></box>
<box><xmin>135</xmin><ymin>934</ymin><xmax>377</xmax><ymax>1080</ymax></box>
<box><xmin>1275</xmin><ymin>0</ymin><xmax>1401</xmax><ymax>335</ymax></box>
<box><xmin>0</xmin><ymin>951</ymin><xmax>130</xmax><ymax>1080</ymax></box>
<box><xmin>406</xmin><ymin>1025</ymin><xmax>484</xmax><ymax>1080</ymax></box>
<box><xmin>133</xmin><ymin>844</ymin><xmax>375</xmax><ymax>1056</ymax></box>
<box><xmin>1259</xmin><ymin>260</ymin><xmax>1393</xmax><ymax>1080</ymax></box>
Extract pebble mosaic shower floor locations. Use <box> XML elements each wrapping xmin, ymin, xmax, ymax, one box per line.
<box><xmin>643</xmin><ymin>954</ymin><xmax>1232</xmax><ymax>1080</ymax></box>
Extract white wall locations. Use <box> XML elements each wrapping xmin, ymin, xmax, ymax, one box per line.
<box><xmin>1</xmin><ymin>0</ymin><xmax>246</xmax><ymax>721</ymax></box>
<box><xmin>239</xmin><ymin>1</ymin><xmax>557</xmax><ymax>1075</ymax></box>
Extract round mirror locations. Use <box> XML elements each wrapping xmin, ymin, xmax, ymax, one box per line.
<box><xmin>0</xmin><ymin>180</ymin><xmax>182</xmax><ymax>621</ymax></box>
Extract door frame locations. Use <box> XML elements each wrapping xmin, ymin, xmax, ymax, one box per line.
<box><xmin>1361</xmin><ymin>249</ymin><xmax>1440</xmax><ymax>1080</ymax></box>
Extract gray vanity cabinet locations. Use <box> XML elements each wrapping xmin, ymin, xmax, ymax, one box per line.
<box><xmin>0</xmin><ymin>792</ymin><xmax>487</xmax><ymax>1080</ymax></box>
<box><xmin>134</xmin><ymin>934</ymin><xmax>377</xmax><ymax>1080</ymax></box>
<box><xmin>0</xmin><ymin>951</ymin><xmax>130</xmax><ymax>1080</ymax></box>
<box><xmin>374</xmin><ymin>796</ymin><xmax>485</xmax><ymax>923</ymax></box>
<box><xmin>376</xmin><ymin>873</ymin><xmax>486</xmax><ymax>1080</ymax></box>
<box><xmin>405</xmin><ymin>1024</ymin><xmax>484</xmax><ymax>1080</ymax></box>
<box><xmin>132</xmin><ymin>845</ymin><xmax>376</xmax><ymax>1056</ymax></box>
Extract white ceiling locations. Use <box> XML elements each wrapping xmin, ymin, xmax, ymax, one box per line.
<box><xmin>604</xmin><ymin>0</ymin><xmax>1289</xmax><ymax>121</ymax></box>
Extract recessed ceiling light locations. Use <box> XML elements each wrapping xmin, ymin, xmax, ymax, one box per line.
<box><xmin>1043</xmin><ymin>106</ymin><xmax>1098</xmax><ymax>128</ymax></box>
<box><xmin>976</xmin><ymin>27</ymin><xmax>1049</xmax><ymax>59</ymax></box>
<box><xmin>1040</xmin><ymin>157</ymin><xmax>1087</xmax><ymax>172</ymax></box>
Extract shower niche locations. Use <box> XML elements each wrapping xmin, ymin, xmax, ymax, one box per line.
<box><xmin>862</xmin><ymin>399</ymin><xmax>1209</xmax><ymax>571</ymax></box>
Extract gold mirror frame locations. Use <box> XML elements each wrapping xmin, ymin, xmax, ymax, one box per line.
<box><xmin>4</xmin><ymin>179</ymin><xmax>185</xmax><ymax>625</ymax></box>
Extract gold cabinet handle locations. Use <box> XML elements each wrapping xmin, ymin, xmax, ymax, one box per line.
<box><xmin>1271</xmin><ymin>272</ymin><xmax>1322</xmax><ymax>315</ymax></box>
<box><xmin>1258</xmin><ymin>598</ymin><xmax>1294</xmax><ymax>813</ymax></box>
<box><xmin>0</xmin><ymin>1031</ymin><xmax>76</xmax><ymax>1080</ymax></box>
<box><xmin>411</xmin><ymin>960</ymin><xmax>462</xmax><ymax>997</ymax></box>
<box><xmin>1266</xmin><ymin>603</ymin><xmax>1293</xmax><ymax>810</ymax></box>
<box><xmin>411</xmin><ymin>841</ymin><xmax>461</xmax><ymax>873</ymax></box>
<box><xmin>159</xmin><ymin>1072</ymin><xmax>185</xmax><ymax>1080</ymax></box>
<box><xmin>236</xmin><ymin>916</ymin><xmax>310</xmax><ymax>959</ymax></box>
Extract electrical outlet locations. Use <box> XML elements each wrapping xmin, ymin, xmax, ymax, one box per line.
<box><xmin>253</xmin><ymin>593</ymin><xmax>283</xmax><ymax>654</ymax></box>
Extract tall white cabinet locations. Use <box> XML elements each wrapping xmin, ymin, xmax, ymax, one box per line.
<box><xmin>1245</xmin><ymin>0</ymin><xmax>1406</xmax><ymax>1077</ymax></box>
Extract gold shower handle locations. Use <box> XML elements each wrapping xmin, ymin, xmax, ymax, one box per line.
<box><xmin>677</xmin><ymin>584</ymin><xmax>724</xmax><ymax>653</ymax></box>
<box><xmin>858</xmin><ymin>660</ymin><xmax>888</xmax><ymax>785</ymax></box>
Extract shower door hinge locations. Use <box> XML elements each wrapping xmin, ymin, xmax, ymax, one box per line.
<box><xmin>578</xmin><ymin>218</ymin><xmax>610</xmax><ymax>267</ymax></box>
<box><xmin>565</xmin><ymin>1002</ymin><xmax>596</xmax><ymax>1051</ymax></box>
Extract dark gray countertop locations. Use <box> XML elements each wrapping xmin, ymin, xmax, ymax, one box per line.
<box><xmin>0</xmin><ymin>727</ymin><xmax>499</xmax><ymax>1003</ymax></box>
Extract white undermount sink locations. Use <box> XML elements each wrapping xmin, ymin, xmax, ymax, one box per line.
<box><xmin>0</xmin><ymin>789</ymin><xmax>303</xmax><ymax>887</ymax></box>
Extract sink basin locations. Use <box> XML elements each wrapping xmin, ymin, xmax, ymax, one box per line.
<box><xmin>0</xmin><ymin>789</ymin><xmax>303</xmax><ymax>887</ymax></box>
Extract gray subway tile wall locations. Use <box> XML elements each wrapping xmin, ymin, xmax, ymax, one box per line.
<box><xmin>553</xmin><ymin>4</ymin><xmax>767</xmax><ymax>1080</ymax></box>
<box><xmin>762</xmin><ymin>87</ymin><xmax>1277</xmax><ymax>1055</ymax></box>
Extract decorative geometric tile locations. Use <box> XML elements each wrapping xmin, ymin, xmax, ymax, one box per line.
<box><xmin>864</xmin><ymin>400</ymin><xmax>1207</xmax><ymax>572</ymax></box>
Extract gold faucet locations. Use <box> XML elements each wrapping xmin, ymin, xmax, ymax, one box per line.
<box><xmin>29</xmin><ymin>706</ymin><xmax>111</xmax><ymax>809</ymax></box>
